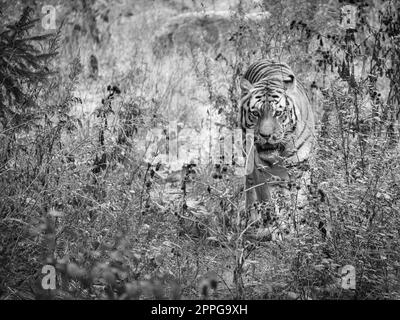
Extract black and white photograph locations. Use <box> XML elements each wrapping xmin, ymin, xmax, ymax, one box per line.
<box><xmin>0</xmin><ymin>0</ymin><xmax>399</xmax><ymax>304</ymax></box>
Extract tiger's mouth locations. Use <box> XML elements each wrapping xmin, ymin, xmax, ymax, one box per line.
<box><xmin>254</xmin><ymin>135</ymin><xmax>285</xmax><ymax>162</ymax></box>
<box><xmin>255</xmin><ymin>136</ymin><xmax>284</xmax><ymax>151</ymax></box>
<box><xmin>256</xmin><ymin>142</ymin><xmax>282</xmax><ymax>152</ymax></box>
<box><xmin>255</xmin><ymin>141</ymin><xmax>285</xmax><ymax>165</ymax></box>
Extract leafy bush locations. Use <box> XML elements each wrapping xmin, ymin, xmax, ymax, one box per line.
<box><xmin>1</xmin><ymin>0</ymin><xmax>400</xmax><ymax>300</ymax></box>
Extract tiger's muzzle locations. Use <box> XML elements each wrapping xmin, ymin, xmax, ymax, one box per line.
<box><xmin>254</xmin><ymin>135</ymin><xmax>285</xmax><ymax>165</ymax></box>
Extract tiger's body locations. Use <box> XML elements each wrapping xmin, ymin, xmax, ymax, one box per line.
<box><xmin>239</xmin><ymin>60</ymin><xmax>315</xmax><ymax>227</ymax></box>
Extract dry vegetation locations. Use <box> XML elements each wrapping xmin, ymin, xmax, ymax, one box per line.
<box><xmin>0</xmin><ymin>0</ymin><xmax>400</xmax><ymax>300</ymax></box>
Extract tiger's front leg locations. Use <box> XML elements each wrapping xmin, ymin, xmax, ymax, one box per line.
<box><xmin>284</xmin><ymin>133</ymin><xmax>314</xmax><ymax>166</ymax></box>
<box><xmin>245</xmin><ymin>150</ymin><xmax>271</xmax><ymax>221</ymax></box>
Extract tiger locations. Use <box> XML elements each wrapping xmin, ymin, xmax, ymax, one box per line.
<box><xmin>239</xmin><ymin>60</ymin><xmax>315</xmax><ymax>235</ymax></box>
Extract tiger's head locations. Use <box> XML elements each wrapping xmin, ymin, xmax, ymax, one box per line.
<box><xmin>239</xmin><ymin>73</ymin><xmax>298</xmax><ymax>160</ymax></box>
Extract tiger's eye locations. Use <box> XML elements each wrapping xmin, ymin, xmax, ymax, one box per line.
<box><xmin>275</xmin><ymin>110</ymin><xmax>283</xmax><ymax>117</ymax></box>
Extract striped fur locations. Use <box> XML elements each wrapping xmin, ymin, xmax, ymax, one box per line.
<box><xmin>239</xmin><ymin>60</ymin><xmax>315</xmax><ymax>211</ymax></box>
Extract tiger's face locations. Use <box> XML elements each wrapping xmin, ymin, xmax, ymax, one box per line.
<box><xmin>240</xmin><ymin>78</ymin><xmax>297</xmax><ymax>157</ymax></box>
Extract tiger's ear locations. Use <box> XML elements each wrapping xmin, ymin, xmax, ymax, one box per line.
<box><xmin>283</xmin><ymin>74</ymin><xmax>295</xmax><ymax>91</ymax></box>
<box><xmin>240</xmin><ymin>78</ymin><xmax>253</xmax><ymax>94</ymax></box>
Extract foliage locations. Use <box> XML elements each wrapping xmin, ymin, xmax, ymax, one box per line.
<box><xmin>1</xmin><ymin>0</ymin><xmax>400</xmax><ymax>300</ymax></box>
